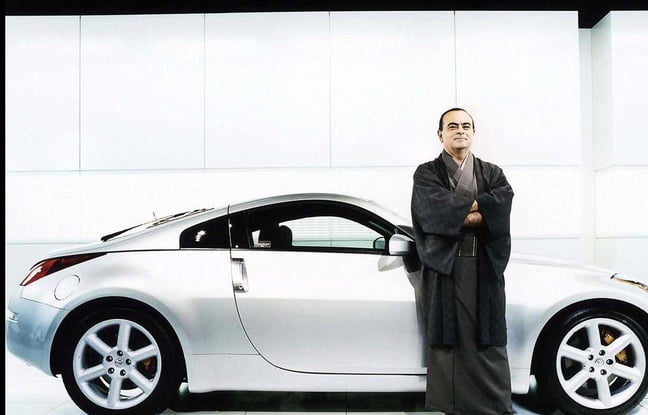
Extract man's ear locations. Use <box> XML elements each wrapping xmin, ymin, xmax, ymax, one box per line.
<box><xmin>437</xmin><ymin>130</ymin><xmax>443</xmax><ymax>142</ymax></box>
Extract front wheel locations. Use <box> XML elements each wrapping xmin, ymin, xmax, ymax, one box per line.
<box><xmin>61</xmin><ymin>308</ymin><xmax>182</xmax><ymax>415</ymax></box>
<box><xmin>537</xmin><ymin>307</ymin><xmax>648</xmax><ymax>415</ymax></box>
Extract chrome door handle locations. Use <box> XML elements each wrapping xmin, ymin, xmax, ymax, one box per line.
<box><xmin>232</xmin><ymin>258</ymin><xmax>249</xmax><ymax>293</ymax></box>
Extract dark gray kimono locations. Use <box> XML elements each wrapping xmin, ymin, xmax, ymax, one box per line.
<box><xmin>411</xmin><ymin>153</ymin><xmax>514</xmax><ymax>347</ymax></box>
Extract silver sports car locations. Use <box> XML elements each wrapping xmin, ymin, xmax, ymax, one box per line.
<box><xmin>6</xmin><ymin>193</ymin><xmax>648</xmax><ymax>415</ymax></box>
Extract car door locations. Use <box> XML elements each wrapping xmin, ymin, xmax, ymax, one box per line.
<box><xmin>229</xmin><ymin>200</ymin><xmax>425</xmax><ymax>375</ymax></box>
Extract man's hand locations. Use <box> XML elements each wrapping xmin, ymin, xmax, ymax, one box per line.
<box><xmin>463</xmin><ymin>211</ymin><xmax>483</xmax><ymax>227</ymax></box>
<box><xmin>463</xmin><ymin>201</ymin><xmax>482</xmax><ymax>226</ymax></box>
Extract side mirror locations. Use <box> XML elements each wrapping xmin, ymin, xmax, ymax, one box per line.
<box><xmin>388</xmin><ymin>234</ymin><xmax>415</xmax><ymax>256</ymax></box>
<box><xmin>373</xmin><ymin>236</ymin><xmax>386</xmax><ymax>250</ymax></box>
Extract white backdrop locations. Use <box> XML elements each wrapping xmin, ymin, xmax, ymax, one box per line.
<box><xmin>5</xmin><ymin>11</ymin><xmax>648</xmax><ymax>303</ymax></box>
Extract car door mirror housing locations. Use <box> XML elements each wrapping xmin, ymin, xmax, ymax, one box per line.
<box><xmin>388</xmin><ymin>234</ymin><xmax>414</xmax><ymax>256</ymax></box>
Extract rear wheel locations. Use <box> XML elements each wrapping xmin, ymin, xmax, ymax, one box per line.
<box><xmin>61</xmin><ymin>308</ymin><xmax>181</xmax><ymax>415</ymax></box>
<box><xmin>537</xmin><ymin>307</ymin><xmax>648</xmax><ymax>415</ymax></box>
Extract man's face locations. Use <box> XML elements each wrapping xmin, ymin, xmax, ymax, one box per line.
<box><xmin>438</xmin><ymin>110</ymin><xmax>474</xmax><ymax>156</ymax></box>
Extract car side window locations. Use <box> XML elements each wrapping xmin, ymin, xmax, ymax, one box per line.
<box><xmin>253</xmin><ymin>216</ymin><xmax>381</xmax><ymax>250</ymax></box>
<box><xmin>234</xmin><ymin>201</ymin><xmax>393</xmax><ymax>254</ymax></box>
<box><xmin>180</xmin><ymin>216</ymin><xmax>230</xmax><ymax>249</ymax></box>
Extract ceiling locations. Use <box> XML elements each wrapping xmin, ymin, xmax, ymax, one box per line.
<box><xmin>4</xmin><ymin>0</ymin><xmax>646</xmax><ymax>28</ymax></box>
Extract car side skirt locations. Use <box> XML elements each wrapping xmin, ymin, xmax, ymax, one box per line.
<box><xmin>186</xmin><ymin>353</ymin><xmax>530</xmax><ymax>394</ymax></box>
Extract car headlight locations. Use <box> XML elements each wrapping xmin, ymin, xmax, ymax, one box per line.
<box><xmin>611</xmin><ymin>273</ymin><xmax>648</xmax><ymax>293</ymax></box>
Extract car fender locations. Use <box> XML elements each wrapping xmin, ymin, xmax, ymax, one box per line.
<box><xmin>20</xmin><ymin>250</ymin><xmax>256</xmax><ymax>370</ymax></box>
<box><xmin>506</xmin><ymin>261</ymin><xmax>648</xmax><ymax>390</ymax></box>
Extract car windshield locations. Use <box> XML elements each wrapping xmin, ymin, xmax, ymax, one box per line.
<box><xmin>100</xmin><ymin>208</ymin><xmax>213</xmax><ymax>241</ymax></box>
<box><xmin>366</xmin><ymin>199</ymin><xmax>410</xmax><ymax>226</ymax></box>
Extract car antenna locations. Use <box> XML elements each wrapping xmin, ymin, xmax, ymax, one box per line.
<box><xmin>153</xmin><ymin>211</ymin><xmax>158</xmax><ymax>222</ymax></box>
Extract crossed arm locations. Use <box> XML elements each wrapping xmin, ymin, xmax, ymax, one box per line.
<box><xmin>463</xmin><ymin>201</ymin><xmax>482</xmax><ymax>227</ymax></box>
<box><xmin>412</xmin><ymin>163</ymin><xmax>513</xmax><ymax>237</ymax></box>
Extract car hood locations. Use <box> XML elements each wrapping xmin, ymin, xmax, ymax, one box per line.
<box><xmin>510</xmin><ymin>252</ymin><xmax>648</xmax><ymax>287</ymax></box>
<box><xmin>510</xmin><ymin>252</ymin><xmax>611</xmax><ymax>274</ymax></box>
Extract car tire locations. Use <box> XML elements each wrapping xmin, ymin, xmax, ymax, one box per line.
<box><xmin>537</xmin><ymin>307</ymin><xmax>648</xmax><ymax>415</ymax></box>
<box><xmin>61</xmin><ymin>307</ymin><xmax>182</xmax><ymax>415</ymax></box>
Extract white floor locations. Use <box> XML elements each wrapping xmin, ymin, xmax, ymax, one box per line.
<box><xmin>6</xmin><ymin>351</ymin><xmax>648</xmax><ymax>415</ymax></box>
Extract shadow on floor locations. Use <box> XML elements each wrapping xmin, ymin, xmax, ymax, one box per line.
<box><xmin>512</xmin><ymin>388</ymin><xmax>562</xmax><ymax>415</ymax></box>
<box><xmin>169</xmin><ymin>387</ymin><xmax>427</xmax><ymax>412</ymax></box>
<box><xmin>168</xmin><ymin>384</ymin><xmax>561</xmax><ymax>413</ymax></box>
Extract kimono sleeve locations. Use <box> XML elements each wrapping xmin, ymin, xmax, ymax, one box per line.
<box><xmin>411</xmin><ymin>163</ymin><xmax>474</xmax><ymax>238</ymax></box>
<box><xmin>476</xmin><ymin>165</ymin><xmax>514</xmax><ymax>239</ymax></box>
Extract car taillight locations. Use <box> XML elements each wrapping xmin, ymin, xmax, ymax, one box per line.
<box><xmin>20</xmin><ymin>253</ymin><xmax>106</xmax><ymax>286</ymax></box>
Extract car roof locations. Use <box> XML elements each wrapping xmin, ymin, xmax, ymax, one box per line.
<box><xmin>228</xmin><ymin>193</ymin><xmax>409</xmax><ymax>226</ymax></box>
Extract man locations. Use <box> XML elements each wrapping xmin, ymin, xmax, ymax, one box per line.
<box><xmin>411</xmin><ymin>108</ymin><xmax>514</xmax><ymax>415</ymax></box>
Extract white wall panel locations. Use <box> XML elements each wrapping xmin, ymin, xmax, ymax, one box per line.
<box><xmin>205</xmin><ymin>12</ymin><xmax>330</xmax><ymax>168</ymax></box>
<box><xmin>596</xmin><ymin>238</ymin><xmax>648</xmax><ymax>281</ymax></box>
<box><xmin>595</xmin><ymin>167</ymin><xmax>648</xmax><ymax>238</ymax></box>
<box><xmin>593</xmin><ymin>12</ymin><xmax>648</xmax><ymax>169</ymax></box>
<box><xmin>579</xmin><ymin>29</ymin><xmax>596</xmax><ymax>265</ymax></box>
<box><xmin>5</xmin><ymin>16</ymin><xmax>80</xmax><ymax>171</ymax></box>
<box><xmin>455</xmin><ymin>12</ymin><xmax>581</xmax><ymax>166</ymax></box>
<box><xmin>591</xmin><ymin>12</ymin><xmax>648</xmax><ymax>279</ymax></box>
<box><xmin>591</xmin><ymin>15</ymin><xmax>614</xmax><ymax>170</ymax></box>
<box><xmin>6</xmin><ymin>173</ymin><xmax>82</xmax><ymax>242</ymax></box>
<box><xmin>77</xmin><ymin>172</ymin><xmax>210</xmax><ymax>239</ymax></box>
<box><xmin>330</xmin><ymin>11</ymin><xmax>455</xmax><ymax>167</ymax></box>
<box><xmin>505</xmin><ymin>167</ymin><xmax>584</xmax><ymax>238</ymax></box>
<box><xmin>609</xmin><ymin>12</ymin><xmax>648</xmax><ymax>166</ymax></box>
<box><xmin>80</xmin><ymin>14</ymin><xmax>204</xmax><ymax>170</ymax></box>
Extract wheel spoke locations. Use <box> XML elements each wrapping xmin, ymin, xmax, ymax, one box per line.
<box><xmin>130</xmin><ymin>344</ymin><xmax>157</xmax><ymax>361</ymax></box>
<box><xmin>607</xmin><ymin>334</ymin><xmax>633</xmax><ymax>355</ymax></box>
<box><xmin>107</xmin><ymin>377</ymin><xmax>123</xmax><ymax>408</ymax></box>
<box><xmin>565</xmin><ymin>369</ymin><xmax>591</xmax><ymax>393</ymax></box>
<box><xmin>69</xmin><ymin>316</ymin><xmax>170</xmax><ymax>411</ymax></box>
<box><xmin>550</xmin><ymin>315</ymin><xmax>647</xmax><ymax>411</ymax></box>
<box><xmin>559</xmin><ymin>344</ymin><xmax>589</xmax><ymax>363</ymax></box>
<box><xmin>117</xmin><ymin>322</ymin><xmax>132</xmax><ymax>351</ymax></box>
<box><xmin>76</xmin><ymin>363</ymin><xmax>105</xmax><ymax>382</ymax></box>
<box><xmin>128</xmin><ymin>369</ymin><xmax>155</xmax><ymax>393</ymax></box>
<box><xmin>586</xmin><ymin>321</ymin><xmax>602</xmax><ymax>348</ymax></box>
<box><xmin>85</xmin><ymin>333</ymin><xmax>112</xmax><ymax>355</ymax></box>
<box><xmin>610</xmin><ymin>363</ymin><xmax>643</xmax><ymax>382</ymax></box>
<box><xmin>596</xmin><ymin>376</ymin><xmax>612</xmax><ymax>406</ymax></box>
